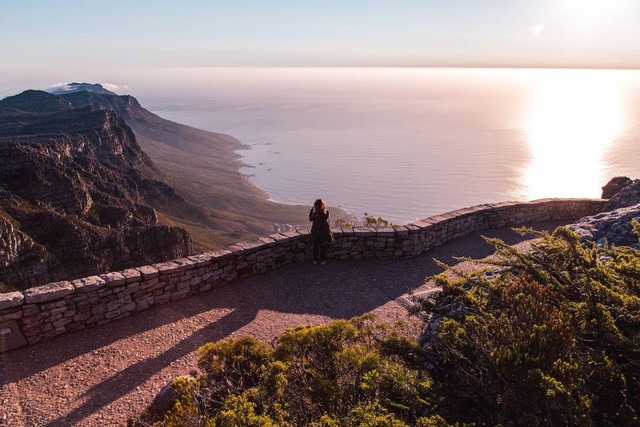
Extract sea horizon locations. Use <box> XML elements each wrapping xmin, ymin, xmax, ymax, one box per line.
<box><xmin>2</xmin><ymin>66</ymin><xmax>639</xmax><ymax>224</ymax></box>
<box><xmin>137</xmin><ymin>67</ymin><xmax>640</xmax><ymax>223</ymax></box>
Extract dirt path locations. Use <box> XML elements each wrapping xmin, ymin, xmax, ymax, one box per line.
<box><xmin>0</xmin><ymin>221</ymin><xmax>565</xmax><ymax>426</ymax></box>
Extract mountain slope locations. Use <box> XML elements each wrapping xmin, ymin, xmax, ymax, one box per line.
<box><xmin>0</xmin><ymin>92</ymin><xmax>193</xmax><ymax>290</ymax></box>
<box><xmin>58</xmin><ymin>89</ymin><xmax>344</xmax><ymax>248</ymax></box>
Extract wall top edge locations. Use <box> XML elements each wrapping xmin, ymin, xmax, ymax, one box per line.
<box><xmin>0</xmin><ymin>198</ymin><xmax>605</xmax><ymax>306</ymax></box>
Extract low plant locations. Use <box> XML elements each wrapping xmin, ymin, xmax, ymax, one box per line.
<box><xmin>132</xmin><ymin>226</ymin><xmax>640</xmax><ymax>426</ymax></box>
<box><xmin>335</xmin><ymin>213</ymin><xmax>392</xmax><ymax>229</ymax></box>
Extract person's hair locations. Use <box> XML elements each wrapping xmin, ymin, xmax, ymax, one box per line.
<box><xmin>314</xmin><ymin>199</ymin><xmax>327</xmax><ymax>212</ymax></box>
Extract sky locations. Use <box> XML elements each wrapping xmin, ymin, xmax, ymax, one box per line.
<box><xmin>1</xmin><ymin>0</ymin><xmax>639</xmax><ymax>75</ymax></box>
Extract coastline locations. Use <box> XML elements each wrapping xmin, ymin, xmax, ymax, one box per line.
<box><xmin>135</xmin><ymin>107</ymin><xmax>352</xmax><ymax>250</ymax></box>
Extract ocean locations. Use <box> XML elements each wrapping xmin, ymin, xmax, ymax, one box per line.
<box><xmin>139</xmin><ymin>67</ymin><xmax>640</xmax><ymax>224</ymax></box>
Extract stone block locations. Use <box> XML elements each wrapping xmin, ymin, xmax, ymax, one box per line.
<box><xmin>73</xmin><ymin>312</ymin><xmax>91</xmax><ymax>322</ymax></box>
<box><xmin>136</xmin><ymin>265</ymin><xmax>159</xmax><ymax>279</ymax></box>
<box><xmin>152</xmin><ymin>261</ymin><xmax>181</xmax><ymax>275</ymax></box>
<box><xmin>21</xmin><ymin>304</ymin><xmax>40</xmax><ymax>317</ymax></box>
<box><xmin>173</xmin><ymin>258</ymin><xmax>198</xmax><ymax>271</ymax></box>
<box><xmin>187</xmin><ymin>254</ymin><xmax>213</xmax><ymax>267</ymax></box>
<box><xmin>237</xmin><ymin>239</ymin><xmax>268</xmax><ymax>254</ymax></box>
<box><xmin>123</xmin><ymin>302</ymin><xmax>136</xmax><ymax>312</ymax></box>
<box><xmin>53</xmin><ymin>317</ymin><xmax>72</xmax><ymax>328</ymax></box>
<box><xmin>404</xmin><ymin>224</ymin><xmax>421</xmax><ymax>233</ymax></box>
<box><xmin>121</xmin><ymin>268</ymin><xmax>142</xmax><ymax>283</ymax></box>
<box><xmin>105</xmin><ymin>310</ymin><xmax>122</xmax><ymax>319</ymax></box>
<box><xmin>205</xmin><ymin>249</ymin><xmax>233</xmax><ymax>261</ymax></box>
<box><xmin>267</xmin><ymin>233</ymin><xmax>288</xmax><ymax>242</ymax></box>
<box><xmin>24</xmin><ymin>281</ymin><xmax>75</xmax><ymax>304</ymax></box>
<box><xmin>91</xmin><ymin>303</ymin><xmax>107</xmax><ymax>315</ymax></box>
<box><xmin>72</xmin><ymin>276</ymin><xmax>106</xmax><ymax>293</ymax></box>
<box><xmin>256</xmin><ymin>236</ymin><xmax>277</xmax><ymax>246</ymax></box>
<box><xmin>280</xmin><ymin>230</ymin><xmax>303</xmax><ymax>239</ymax></box>
<box><xmin>393</xmin><ymin>225</ymin><xmax>410</xmax><ymax>237</ymax></box>
<box><xmin>117</xmin><ymin>282</ymin><xmax>140</xmax><ymax>297</ymax></box>
<box><xmin>140</xmin><ymin>277</ymin><xmax>160</xmax><ymax>290</ymax></box>
<box><xmin>225</xmin><ymin>244</ymin><xmax>245</xmax><ymax>254</ymax></box>
<box><xmin>136</xmin><ymin>296</ymin><xmax>154</xmax><ymax>311</ymax></box>
<box><xmin>376</xmin><ymin>227</ymin><xmax>395</xmax><ymax>237</ymax></box>
<box><xmin>100</xmin><ymin>272</ymin><xmax>126</xmax><ymax>287</ymax></box>
<box><xmin>107</xmin><ymin>300</ymin><xmax>123</xmax><ymax>311</ymax></box>
<box><xmin>352</xmin><ymin>226</ymin><xmax>377</xmax><ymax>237</ymax></box>
<box><xmin>0</xmin><ymin>292</ymin><xmax>24</xmax><ymax>311</ymax></box>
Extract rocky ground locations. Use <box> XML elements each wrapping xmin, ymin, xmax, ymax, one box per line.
<box><xmin>569</xmin><ymin>177</ymin><xmax>640</xmax><ymax>247</ymax></box>
<box><xmin>0</xmin><ymin>221</ymin><xmax>564</xmax><ymax>427</ymax></box>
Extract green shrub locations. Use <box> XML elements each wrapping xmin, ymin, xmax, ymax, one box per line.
<box><xmin>411</xmin><ymin>226</ymin><xmax>640</xmax><ymax>425</ymax></box>
<box><xmin>133</xmin><ymin>226</ymin><xmax>640</xmax><ymax>426</ymax></box>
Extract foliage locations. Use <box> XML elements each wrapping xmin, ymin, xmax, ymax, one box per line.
<box><xmin>335</xmin><ymin>213</ymin><xmax>392</xmax><ymax>229</ymax></box>
<box><xmin>133</xmin><ymin>226</ymin><xmax>640</xmax><ymax>426</ymax></box>
<box><xmin>133</xmin><ymin>316</ymin><xmax>444</xmax><ymax>426</ymax></box>
<box><xmin>411</xmin><ymin>226</ymin><xmax>640</xmax><ymax>425</ymax></box>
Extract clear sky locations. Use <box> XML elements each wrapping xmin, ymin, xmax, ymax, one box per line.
<box><xmin>1</xmin><ymin>0</ymin><xmax>639</xmax><ymax>71</ymax></box>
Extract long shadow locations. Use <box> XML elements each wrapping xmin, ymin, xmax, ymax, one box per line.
<box><xmin>43</xmin><ymin>307</ymin><xmax>253</xmax><ymax>426</ymax></box>
<box><xmin>0</xmin><ymin>220</ymin><xmax>563</xmax><ymax>384</ymax></box>
<box><xmin>2</xmin><ymin>221</ymin><xmax>565</xmax><ymax>426</ymax></box>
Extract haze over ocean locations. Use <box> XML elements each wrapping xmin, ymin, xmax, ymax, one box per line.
<box><xmin>2</xmin><ymin>0</ymin><xmax>639</xmax><ymax>225</ymax></box>
<box><xmin>2</xmin><ymin>66</ymin><xmax>639</xmax><ymax>223</ymax></box>
<box><xmin>136</xmin><ymin>67</ymin><xmax>640</xmax><ymax>224</ymax></box>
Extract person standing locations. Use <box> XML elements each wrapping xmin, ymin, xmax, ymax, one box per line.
<box><xmin>309</xmin><ymin>199</ymin><xmax>332</xmax><ymax>265</ymax></box>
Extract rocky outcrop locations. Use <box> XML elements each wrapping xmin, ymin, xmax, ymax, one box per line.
<box><xmin>0</xmin><ymin>91</ymin><xmax>193</xmax><ymax>290</ymax></box>
<box><xmin>566</xmin><ymin>177</ymin><xmax>640</xmax><ymax>247</ymax></box>
<box><xmin>602</xmin><ymin>176</ymin><xmax>633</xmax><ymax>200</ymax></box>
<box><xmin>568</xmin><ymin>204</ymin><xmax>640</xmax><ymax>247</ymax></box>
<box><xmin>604</xmin><ymin>179</ymin><xmax>640</xmax><ymax>212</ymax></box>
<box><xmin>0</xmin><ymin>90</ymin><xmax>71</xmax><ymax>114</ymax></box>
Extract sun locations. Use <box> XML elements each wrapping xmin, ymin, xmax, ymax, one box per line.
<box><xmin>556</xmin><ymin>0</ymin><xmax>631</xmax><ymax>28</ymax></box>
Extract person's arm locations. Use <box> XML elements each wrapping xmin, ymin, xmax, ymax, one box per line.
<box><xmin>309</xmin><ymin>208</ymin><xmax>315</xmax><ymax>222</ymax></box>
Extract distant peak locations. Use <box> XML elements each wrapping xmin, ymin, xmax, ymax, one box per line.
<box><xmin>48</xmin><ymin>82</ymin><xmax>118</xmax><ymax>96</ymax></box>
<box><xmin>0</xmin><ymin>90</ymin><xmax>71</xmax><ymax>113</ymax></box>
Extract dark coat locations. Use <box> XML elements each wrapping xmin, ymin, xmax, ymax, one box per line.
<box><xmin>309</xmin><ymin>208</ymin><xmax>332</xmax><ymax>242</ymax></box>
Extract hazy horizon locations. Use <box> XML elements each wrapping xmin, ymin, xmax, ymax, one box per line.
<box><xmin>2</xmin><ymin>1</ymin><xmax>639</xmax><ymax>77</ymax></box>
<box><xmin>133</xmin><ymin>67</ymin><xmax>640</xmax><ymax>223</ymax></box>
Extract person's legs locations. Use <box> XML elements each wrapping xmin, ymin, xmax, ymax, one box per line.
<box><xmin>313</xmin><ymin>239</ymin><xmax>320</xmax><ymax>263</ymax></box>
<box><xmin>320</xmin><ymin>242</ymin><xmax>327</xmax><ymax>263</ymax></box>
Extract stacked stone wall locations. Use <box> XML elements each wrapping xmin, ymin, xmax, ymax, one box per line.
<box><xmin>0</xmin><ymin>198</ymin><xmax>606</xmax><ymax>351</ymax></box>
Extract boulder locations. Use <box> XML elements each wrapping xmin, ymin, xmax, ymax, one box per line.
<box><xmin>568</xmin><ymin>204</ymin><xmax>640</xmax><ymax>247</ymax></box>
<box><xmin>602</xmin><ymin>176</ymin><xmax>633</xmax><ymax>200</ymax></box>
<box><xmin>150</xmin><ymin>379</ymin><xmax>185</xmax><ymax>418</ymax></box>
<box><xmin>604</xmin><ymin>179</ymin><xmax>640</xmax><ymax>212</ymax></box>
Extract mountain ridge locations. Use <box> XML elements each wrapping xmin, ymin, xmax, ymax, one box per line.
<box><xmin>48</xmin><ymin>85</ymin><xmax>350</xmax><ymax>248</ymax></box>
<box><xmin>0</xmin><ymin>99</ymin><xmax>194</xmax><ymax>290</ymax></box>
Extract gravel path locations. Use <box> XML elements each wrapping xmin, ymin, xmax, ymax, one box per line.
<box><xmin>0</xmin><ymin>221</ymin><xmax>565</xmax><ymax>426</ymax></box>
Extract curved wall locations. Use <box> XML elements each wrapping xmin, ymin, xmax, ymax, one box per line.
<box><xmin>0</xmin><ymin>198</ymin><xmax>606</xmax><ymax>351</ymax></box>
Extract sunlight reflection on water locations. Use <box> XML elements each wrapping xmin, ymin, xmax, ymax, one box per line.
<box><xmin>137</xmin><ymin>67</ymin><xmax>640</xmax><ymax>223</ymax></box>
<box><xmin>522</xmin><ymin>70</ymin><xmax>626</xmax><ymax>200</ymax></box>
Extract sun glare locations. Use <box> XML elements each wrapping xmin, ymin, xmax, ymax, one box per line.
<box><xmin>522</xmin><ymin>70</ymin><xmax>626</xmax><ymax>200</ymax></box>
<box><xmin>556</xmin><ymin>0</ymin><xmax>632</xmax><ymax>28</ymax></box>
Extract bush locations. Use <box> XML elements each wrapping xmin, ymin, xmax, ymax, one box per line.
<box><xmin>335</xmin><ymin>213</ymin><xmax>392</xmax><ymax>229</ymax></box>
<box><xmin>132</xmin><ymin>316</ymin><xmax>442</xmax><ymax>426</ymax></box>
<box><xmin>133</xmin><ymin>226</ymin><xmax>640</xmax><ymax>426</ymax></box>
<box><xmin>411</xmin><ymin>226</ymin><xmax>640</xmax><ymax>425</ymax></box>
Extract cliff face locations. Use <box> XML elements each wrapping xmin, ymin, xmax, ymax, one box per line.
<box><xmin>56</xmin><ymin>89</ymin><xmax>328</xmax><ymax>249</ymax></box>
<box><xmin>0</xmin><ymin>91</ymin><xmax>193</xmax><ymax>291</ymax></box>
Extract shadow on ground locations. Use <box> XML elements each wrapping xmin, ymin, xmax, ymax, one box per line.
<box><xmin>0</xmin><ymin>221</ymin><xmax>565</xmax><ymax>426</ymax></box>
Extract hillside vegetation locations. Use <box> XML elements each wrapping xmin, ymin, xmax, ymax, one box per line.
<box><xmin>132</xmin><ymin>224</ymin><xmax>640</xmax><ymax>426</ymax></box>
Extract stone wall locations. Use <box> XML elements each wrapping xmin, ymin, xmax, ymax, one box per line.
<box><xmin>0</xmin><ymin>198</ymin><xmax>606</xmax><ymax>352</ymax></box>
